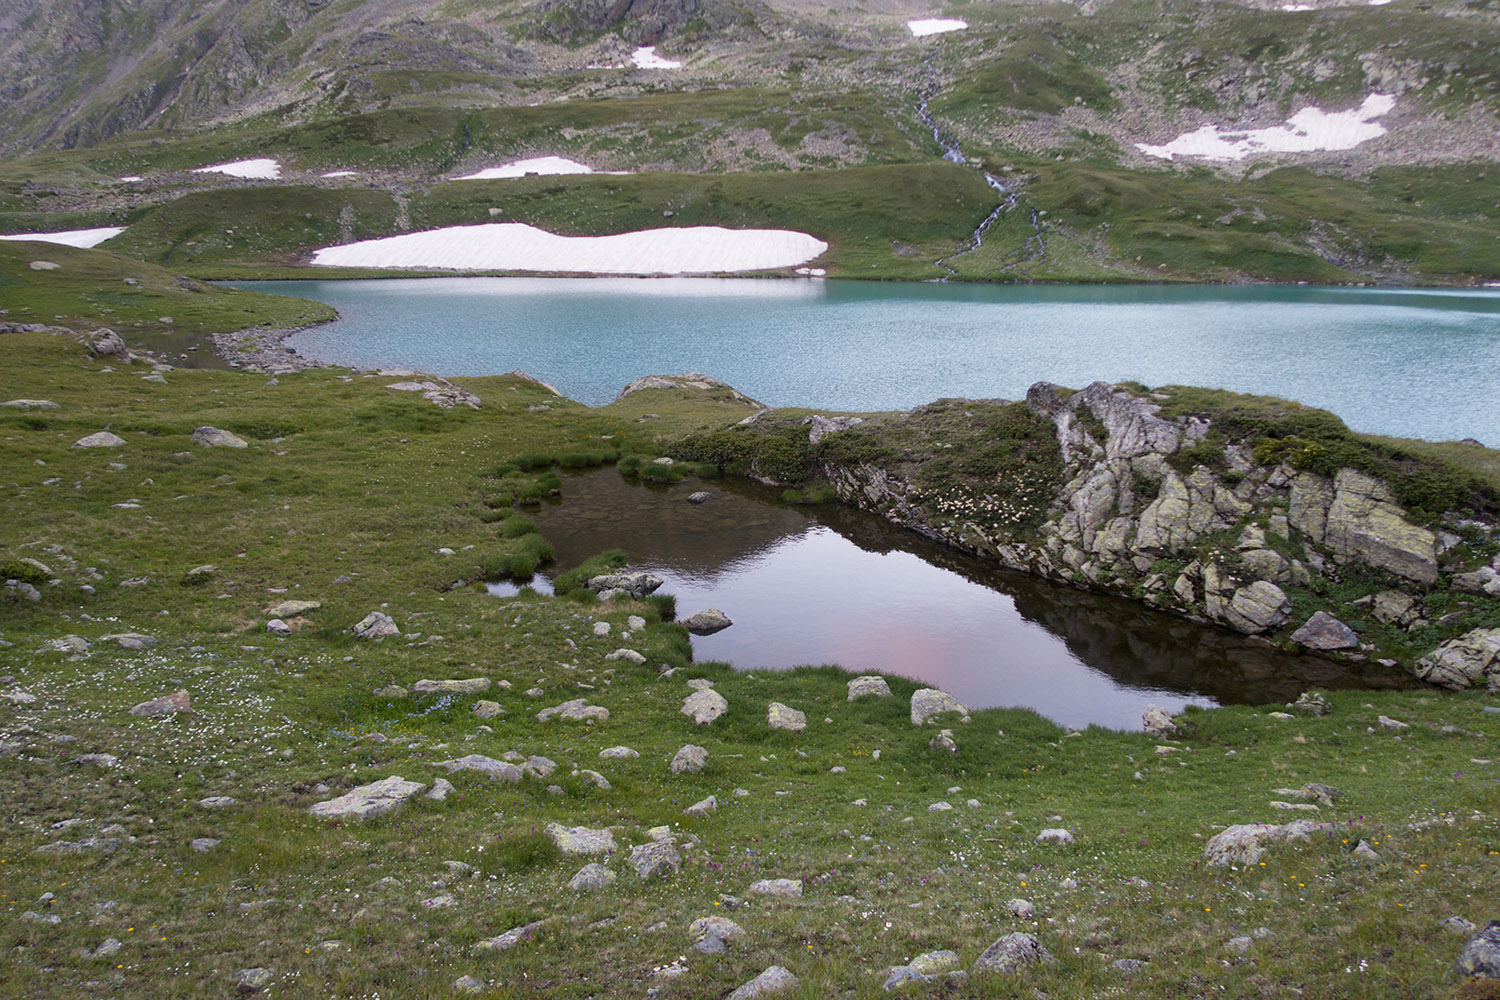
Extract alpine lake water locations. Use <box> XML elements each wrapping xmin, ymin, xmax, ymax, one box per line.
<box><xmin>229</xmin><ymin>277</ymin><xmax>1499</xmax><ymax>727</ymax></box>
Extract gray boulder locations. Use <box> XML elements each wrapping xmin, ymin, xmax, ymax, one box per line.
<box><xmin>474</xmin><ymin>920</ymin><xmax>545</xmax><ymax>952</ymax></box>
<box><xmin>670</xmin><ymin>744</ymin><xmax>707</xmax><ymax>774</ymax></box>
<box><xmin>191</xmin><ymin>426</ymin><xmax>248</xmax><ymax>449</ymax></box>
<box><xmin>1222</xmin><ymin>581</ymin><xmax>1291</xmax><ymax>635</ymax></box>
<box><xmin>628</xmin><ymin>840</ymin><xmax>681</xmax><ymax>879</ymax></box>
<box><xmin>536</xmin><ymin>698</ymin><xmax>608</xmax><ymax>722</ymax></box>
<box><xmin>309</xmin><ymin>776</ymin><xmax>425</xmax><ymax>819</ymax></box>
<box><xmin>1414</xmin><ymin>628</ymin><xmax>1500</xmax><ymax>691</ymax></box>
<box><xmin>586</xmin><ymin>571</ymin><xmax>662</xmax><ymax>598</ymax></box>
<box><xmin>265</xmin><ymin>619</ymin><xmax>291</xmax><ymax>636</ymax></box>
<box><xmin>973</xmin><ymin>932</ymin><xmax>1055</xmax><ymax>973</ymax></box>
<box><xmin>567</xmin><ymin>863</ymin><xmax>616</xmax><ymax>891</ymax></box>
<box><xmin>352</xmin><ymin>611</ymin><xmax>399</xmax><ymax>639</ymax></box>
<box><xmin>433</xmin><ymin>755</ymin><xmax>523</xmax><ymax>782</ymax></box>
<box><xmin>544</xmin><ymin>823</ymin><xmax>616</xmax><ymax>855</ymax></box>
<box><xmin>748</xmin><ymin>878</ymin><xmax>802</xmax><ymax>898</ymax></box>
<box><xmin>74</xmin><ymin>431</ymin><xmax>126</xmax><ymax>448</ymax></box>
<box><xmin>727</xmin><ymin>966</ymin><xmax>798</xmax><ymax>1000</ymax></box>
<box><xmin>682</xmin><ymin>687</ymin><xmax>728</xmax><ymax>725</ymax></box>
<box><xmin>129</xmin><ymin>690</ymin><xmax>190</xmax><ymax>716</ymax></box>
<box><xmin>767</xmin><ymin>702</ymin><xmax>806</xmax><ymax>732</ymax></box>
<box><xmin>1</xmin><ymin>399</ymin><xmax>59</xmax><ymax>409</ymax></box>
<box><xmin>236</xmin><ymin>967</ymin><xmax>274</xmax><ymax>992</ymax></box>
<box><xmin>266</xmin><ymin>599</ymin><xmax>320</xmax><ymax>618</ymax></box>
<box><xmin>847</xmin><ymin>675</ymin><xmax>891</xmax><ymax>700</ymax></box>
<box><xmin>680</xmin><ymin>608</ymin><xmax>733</xmax><ymax>635</ymax></box>
<box><xmin>1458</xmin><ymin>920</ymin><xmax>1500</xmax><ymax>978</ymax></box>
<box><xmin>1204</xmin><ymin>820</ymin><xmax>1332</xmax><ymax>866</ymax></box>
<box><xmin>1291</xmin><ymin>611</ymin><xmax>1359</xmax><ymax>651</ymax></box>
<box><xmin>1141</xmin><ymin>704</ymin><xmax>1179</xmax><ymax>738</ymax></box>
<box><xmin>910</xmin><ymin>688</ymin><xmax>968</xmax><ymax>726</ymax></box>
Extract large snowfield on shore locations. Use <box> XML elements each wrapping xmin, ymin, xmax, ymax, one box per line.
<box><xmin>310</xmin><ymin>223</ymin><xmax>828</xmax><ymax>274</ymax></box>
<box><xmin>0</xmin><ymin>227</ymin><xmax>126</xmax><ymax>248</ymax></box>
<box><xmin>190</xmin><ymin>158</ymin><xmax>282</xmax><ymax>179</ymax></box>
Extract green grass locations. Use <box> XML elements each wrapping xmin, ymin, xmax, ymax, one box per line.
<box><xmin>0</xmin><ymin>333</ymin><xmax>1497</xmax><ymax>999</ymax></box>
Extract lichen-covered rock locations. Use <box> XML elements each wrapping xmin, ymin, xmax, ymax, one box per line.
<box><xmin>681</xmin><ymin>687</ymin><xmax>728</xmax><ymax>724</ymax></box>
<box><xmin>265</xmin><ymin>599</ymin><xmax>320</xmax><ymax>618</ymax></box>
<box><xmin>352</xmin><ymin>611</ymin><xmax>399</xmax><ymax>639</ymax></box>
<box><xmin>1222</xmin><ymin>581</ymin><xmax>1291</xmax><ymax>635</ymax></box>
<box><xmin>847</xmin><ymin>675</ymin><xmax>891</xmax><ymax>700</ymax></box>
<box><xmin>1457</xmin><ymin>920</ymin><xmax>1500</xmax><ymax>978</ymax></box>
<box><xmin>1414</xmin><ymin>628</ymin><xmax>1500</xmax><ymax>690</ymax></box>
<box><xmin>1142</xmin><ymin>704</ymin><xmax>1179</xmax><ymax>737</ymax></box>
<box><xmin>1291</xmin><ymin>611</ymin><xmax>1359</xmax><ymax>651</ymax></box>
<box><xmin>567</xmin><ymin>863</ymin><xmax>615</xmax><ymax>891</ymax></box>
<box><xmin>1204</xmin><ymin>820</ymin><xmax>1332</xmax><ymax>866</ymax></box>
<box><xmin>433</xmin><ymin>755</ymin><xmax>523</xmax><ymax>782</ymax></box>
<box><xmin>586</xmin><ymin>571</ymin><xmax>663</xmax><ymax>598</ymax></box>
<box><xmin>474</xmin><ymin>920</ymin><xmax>544</xmax><ymax>952</ymax></box>
<box><xmin>544</xmin><ymin>823</ymin><xmax>615</xmax><ymax>855</ymax></box>
<box><xmin>1323</xmin><ymin>469</ymin><xmax>1438</xmax><ymax>584</ymax></box>
<box><xmin>74</xmin><ymin>431</ymin><xmax>126</xmax><ymax>448</ymax></box>
<box><xmin>680</xmin><ymin>608</ymin><xmax>733</xmax><ymax>634</ymax></box>
<box><xmin>670</xmin><ymin>744</ymin><xmax>707</xmax><ymax>774</ymax></box>
<box><xmin>726</xmin><ymin>966</ymin><xmax>798</xmax><ymax>1000</ymax></box>
<box><xmin>911</xmin><ymin>688</ymin><xmax>968</xmax><ymax>726</ymax></box>
<box><xmin>629</xmin><ymin>840</ymin><xmax>681</xmax><ymax>879</ymax></box>
<box><xmin>973</xmin><ymin>932</ymin><xmax>1055</xmax><ymax>973</ymax></box>
<box><xmin>309</xmin><ymin>776</ymin><xmax>425</xmax><ymax>819</ymax></box>
<box><xmin>767</xmin><ymin>702</ymin><xmax>806</xmax><ymax>732</ymax></box>
<box><xmin>748</xmin><ymin>878</ymin><xmax>802</xmax><ymax>898</ymax></box>
<box><xmin>536</xmin><ymin>698</ymin><xmax>608</xmax><ymax>722</ymax></box>
<box><xmin>191</xmin><ymin>426</ymin><xmax>248</xmax><ymax>449</ymax></box>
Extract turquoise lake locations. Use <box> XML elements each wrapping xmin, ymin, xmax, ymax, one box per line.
<box><xmin>241</xmin><ymin>277</ymin><xmax>1500</xmax><ymax>445</ymax></box>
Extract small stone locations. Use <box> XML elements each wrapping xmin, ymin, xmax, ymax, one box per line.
<box><xmin>73</xmin><ymin>753</ymin><xmax>119</xmax><ymax>768</ymax></box>
<box><xmin>670</xmin><ymin>744</ymin><xmax>708</xmax><ymax>774</ymax></box>
<box><xmin>1112</xmin><ymin>958</ymin><xmax>1143</xmax><ymax>974</ymax></box>
<box><xmin>847</xmin><ymin>675</ymin><xmax>892</xmax><ymax>700</ymax></box>
<box><xmin>374</xmin><ymin>685</ymin><xmax>408</xmax><ymax>698</ymax></box>
<box><xmin>265</xmin><ymin>619</ymin><xmax>292</xmax><ymax>636</ymax></box>
<box><xmin>190</xmin><ymin>838</ymin><xmax>220</xmax><ymax>853</ymax></box>
<box><xmin>748</xmin><ymin>878</ymin><xmax>802</xmax><ymax>898</ymax></box>
<box><xmin>453</xmin><ymin>976</ymin><xmax>485</xmax><ymax>994</ymax></box>
<box><xmin>567</xmin><ymin>863</ymin><xmax>615</xmax><ymax>891</ymax></box>
<box><xmin>199</xmin><ymin>796</ymin><xmax>237</xmax><ymax>809</ymax></box>
<box><xmin>1035</xmin><ymin>828</ymin><xmax>1074</xmax><ymax>845</ymax></box>
<box><xmin>265</xmin><ymin>599</ymin><xmax>319</xmax><ymax>618</ymax></box>
<box><xmin>474</xmin><ymin>920</ymin><xmax>545</xmax><ymax>952</ymax></box>
<box><xmin>1458</xmin><ymin>921</ymin><xmax>1500</xmax><ymax>977</ymax></box>
<box><xmin>605</xmin><ymin>648</ymin><xmax>646</xmax><ymax>663</ymax></box>
<box><xmin>1226</xmin><ymin>936</ymin><xmax>1253</xmax><ymax>953</ymax></box>
<box><xmin>536</xmin><ymin>698</ymin><xmax>608</xmax><ymax>722</ymax></box>
<box><xmin>574</xmin><ymin>768</ymin><xmax>611</xmax><ymax>789</ymax></box>
<box><xmin>929</xmin><ymin>729</ymin><xmax>958</xmax><ymax>752</ymax></box>
<box><xmin>600</xmin><ymin>745</ymin><xmax>639</xmax><ymax>759</ymax></box>
<box><xmin>726</xmin><ymin>965</ymin><xmax>798</xmax><ymax>1000</ymax></box>
<box><xmin>686</xmin><ymin>491</ymin><xmax>711</xmax><ymax>504</ymax></box>
<box><xmin>1007</xmin><ymin>898</ymin><xmax>1035</xmax><ymax>919</ymax></box>
<box><xmin>427</xmin><ymin>778</ymin><xmax>455</xmax><ymax>801</ymax></box>
<box><xmin>129</xmin><ymin>690</ymin><xmax>190</xmax><ymax>716</ymax></box>
<box><xmin>524</xmin><ymin>755</ymin><xmax>557</xmax><ymax>778</ymax></box>
<box><xmin>472</xmin><ymin>700</ymin><xmax>503</xmax><ymax>719</ymax></box>
<box><xmin>685</xmin><ymin>795</ymin><xmax>717</xmax><ymax>817</ymax></box>
<box><xmin>93</xmin><ymin>937</ymin><xmax>123</xmax><ymax>957</ymax></box>
<box><xmin>433</xmin><ymin>755</ymin><xmax>523</xmax><ymax>782</ymax></box>
<box><xmin>593</xmin><ymin>621</ymin><xmax>611</xmax><ymax>636</ymax></box>
<box><xmin>414</xmin><ymin>678</ymin><xmax>491</xmax><ymax>695</ymax></box>
<box><xmin>1289</xmin><ymin>691</ymin><xmax>1330</xmax><ymax>716</ymax></box>
<box><xmin>767</xmin><ymin>702</ymin><xmax>806</xmax><ymax>732</ymax></box>
<box><xmin>422</xmin><ymin>894</ymin><xmax>457</xmax><ymax>909</ymax></box>
<box><xmin>929</xmin><ymin>801</ymin><xmax>953</xmax><ymax>812</ymax></box>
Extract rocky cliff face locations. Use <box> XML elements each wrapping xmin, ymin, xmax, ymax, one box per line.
<box><xmin>690</xmin><ymin>380</ymin><xmax>1500</xmax><ymax>691</ymax></box>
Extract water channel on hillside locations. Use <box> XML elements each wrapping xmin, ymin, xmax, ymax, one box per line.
<box><xmin>238</xmin><ymin>276</ymin><xmax>1500</xmax><ymax>444</ymax></box>
<box><xmin>489</xmin><ymin>468</ymin><xmax>1414</xmax><ymax>731</ymax></box>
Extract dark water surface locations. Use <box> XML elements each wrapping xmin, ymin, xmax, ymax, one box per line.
<box><xmin>239</xmin><ymin>277</ymin><xmax>1500</xmax><ymax>444</ymax></box>
<box><xmin>499</xmin><ymin>469</ymin><xmax>1412</xmax><ymax>731</ymax></box>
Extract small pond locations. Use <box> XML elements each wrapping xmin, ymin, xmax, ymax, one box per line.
<box><xmin>493</xmin><ymin>468</ymin><xmax>1413</xmax><ymax>731</ymax></box>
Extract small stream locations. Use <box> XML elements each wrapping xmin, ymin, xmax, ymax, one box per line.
<box><xmin>493</xmin><ymin>469</ymin><xmax>1413</xmax><ymax>731</ymax></box>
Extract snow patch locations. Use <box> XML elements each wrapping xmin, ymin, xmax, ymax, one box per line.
<box><xmin>321</xmin><ymin>170</ymin><xmax>360</xmax><ymax>178</ymax></box>
<box><xmin>455</xmin><ymin>157</ymin><xmax>596</xmax><ymax>180</ymax></box>
<box><xmin>1136</xmin><ymin>93</ymin><xmax>1395</xmax><ymax>161</ymax></box>
<box><xmin>908</xmin><ymin>19</ymin><xmax>968</xmax><ymax>36</ymax></box>
<box><xmin>631</xmin><ymin>46</ymin><xmax>682</xmax><ymax>69</ymax></box>
<box><xmin>118</xmin><ymin>175</ymin><xmax>142</xmax><ymax>183</ymax></box>
<box><xmin>309</xmin><ymin>223</ymin><xmax>827</xmax><ymax>275</ymax></box>
<box><xmin>0</xmin><ymin>227</ymin><xmax>127</xmax><ymax>249</ymax></box>
<box><xmin>191</xmin><ymin>158</ymin><xmax>282</xmax><ymax>179</ymax></box>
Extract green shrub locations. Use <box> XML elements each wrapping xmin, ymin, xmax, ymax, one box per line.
<box><xmin>0</xmin><ymin>559</ymin><xmax>48</xmax><ymax>586</ymax></box>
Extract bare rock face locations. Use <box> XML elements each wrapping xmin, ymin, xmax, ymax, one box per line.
<box><xmin>1414</xmin><ymin>628</ymin><xmax>1500</xmax><ymax>690</ymax></box>
<box><xmin>1291</xmin><ymin>611</ymin><xmax>1359</xmax><ymax>651</ymax></box>
<box><xmin>309</xmin><ymin>776</ymin><xmax>425</xmax><ymax>819</ymax></box>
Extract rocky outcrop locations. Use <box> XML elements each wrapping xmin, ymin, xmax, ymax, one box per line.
<box><xmin>1414</xmin><ymin>628</ymin><xmax>1500</xmax><ymax>690</ymax></box>
<box><xmin>794</xmin><ymin>379</ymin><xmax>1500</xmax><ymax>685</ymax></box>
